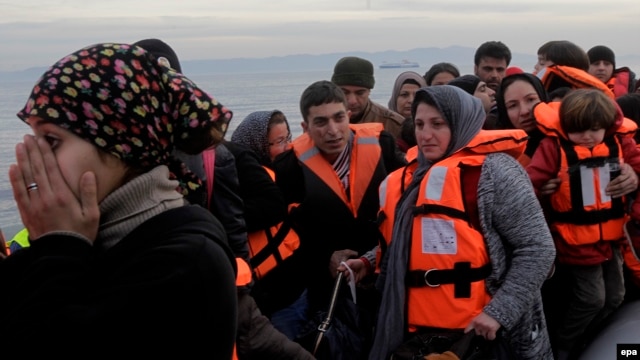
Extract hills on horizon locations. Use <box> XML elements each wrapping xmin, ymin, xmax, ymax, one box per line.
<box><xmin>0</xmin><ymin>46</ymin><xmax>522</xmax><ymax>81</ymax></box>
<box><xmin>3</xmin><ymin>45</ymin><xmax>640</xmax><ymax>82</ymax></box>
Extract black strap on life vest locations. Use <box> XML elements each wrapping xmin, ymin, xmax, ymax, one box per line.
<box><xmin>551</xmin><ymin>136</ymin><xmax>625</xmax><ymax>225</ymax></box>
<box><xmin>405</xmin><ymin>262</ymin><xmax>492</xmax><ymax>298</ymax></box>
<box><xmin>249</xmin><ymin>220</ymin><xmax>293</xmax><ymax>270</ymax></box>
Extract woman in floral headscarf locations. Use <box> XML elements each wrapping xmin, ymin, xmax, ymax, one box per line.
<box><xmin>0</xmin><ymin>43</ymin><xmax>237</xmax><ymax>357</ymax></box>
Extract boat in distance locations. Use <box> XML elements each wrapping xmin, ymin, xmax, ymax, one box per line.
<box><xmin>379</xmin><ymin>60</ymin><xmax>420</xmax><ymax>69</ymax></box>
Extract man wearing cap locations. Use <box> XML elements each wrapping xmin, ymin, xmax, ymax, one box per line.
<box><xmin>331</xmin><ymin>56</ymin><xmax>405</xmax><ymax>140</ymax></box>
<box><xmin>587</xmin><ymin>45</ymin><xmax>637</xmax><ymax>98</ymax></box>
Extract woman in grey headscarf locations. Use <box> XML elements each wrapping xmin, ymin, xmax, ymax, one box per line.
<box><xmin>369</xmin><ymin>85</ymin><xmax>555</xmax><ymax>359</ymax></box>
<box><xmin>388</xmin><ymin>71</ymin><xmax>427</xmax><ymax>119</ymax></box>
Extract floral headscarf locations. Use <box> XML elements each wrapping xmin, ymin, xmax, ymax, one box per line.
<box><xmin>17</xmin><ymin>43</ymin><xmax>232</xmax><ymax>199</ymax></box>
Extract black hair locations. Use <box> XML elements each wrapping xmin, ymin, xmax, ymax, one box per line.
<box><xmin>545</xmin><ymin>40</ymin><xmax>590</xmax><ymax>71</ymax></box>
<box><xmin>495</xmin><ymin>73</ymin><xmax>549</xmax><ymax>130</ymax></box>
<box><xmin>299</xmin><ymin>80</ymin><xmax>347</xmax><ymax>121</ymax></box>
<box><xmin>423</xmin><ymin>62</ymin><xmax>460</xmax><ymax>86</ymax></box>
<box><xmin>474</xmin><ymin>41</ymin><xmax>512</xmax><ymax>66</ymax></box>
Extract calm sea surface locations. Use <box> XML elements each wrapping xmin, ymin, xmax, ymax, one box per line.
<box><xmin>0</xmin><ymin>67</ymin><xmax>463</xmax><ymax>239</ymax></box>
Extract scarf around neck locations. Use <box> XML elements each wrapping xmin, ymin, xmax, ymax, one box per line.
<box><xmin>97</xmin><ymin>165</ymin><xmax>185</xmax><ymax>250</ymax></box>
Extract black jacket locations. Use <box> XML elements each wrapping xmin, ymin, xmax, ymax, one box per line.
<box><xmin>272</xmin><ymin>129</ymin><xmax>406</xmax><ymax>310</ymax></box>
<box><xmin>0</xmin><ymin>206</ymin><xmax>237</xmax><ymax>358</ymax></box>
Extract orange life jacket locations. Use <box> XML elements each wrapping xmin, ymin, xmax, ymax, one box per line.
<box><xmin>246</xmin><ymin>166</ymin><xmax>301</xmax><ymax>280</ymax></box>
<box><xmin>405</xmin><ymin>145</ymin><xmax>418</xmax><ymax>163</ymax></box>
<box><xmin>534</xmin><ymin>102</ymin><xmax>635</xmax><ymax>245</ymax></box>
<box><xmin>231</xmin><ymin>259</ymin><xmax>252</xmax><ymax>360</ymax></box>
<box><xmin>376</xmin><ymin>129</ymin><xmax>527</xmax><ymax>330</ymax></box>
<box><xmin>291</xmin><ymin>122</ymin><xmax>384</xmax><ymax>217</ymax></box>
<box><xmin>541</xmin><ymin>65</ymin><xmax>615</xmax><ymax>99</ymax></box>
<box><xmin>203</xmin><ymin>148</ymin><xmax>301</xmax><ymax>280</ymax></box>
<box><xmin>235</xmin><ymin>257</ymin><xmax>253</xmax><ymax>287</ymax></box>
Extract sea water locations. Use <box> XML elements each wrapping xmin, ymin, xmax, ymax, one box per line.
<box><xmin>0</xmin><ymin>67</ymin><xmax>448</xmax><ymax>238</ymax></box>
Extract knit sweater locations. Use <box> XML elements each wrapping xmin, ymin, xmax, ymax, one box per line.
<box><xmin>476</xmin><ymin>153</ymin><xmax>555</xmax><ymax>359</ymax></box>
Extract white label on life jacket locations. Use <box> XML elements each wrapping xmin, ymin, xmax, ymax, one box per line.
<box><xmin>421</xmin><ymin>218</ymin><xmax>457</xmax><ymax>254</ymax></box>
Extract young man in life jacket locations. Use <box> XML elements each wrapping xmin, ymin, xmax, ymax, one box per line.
<box><xmin>271</xmin><ymin>80</ymin><xmax>407</xmax><ymax>352</ymax></box>
<box><xmin>527</xmin><ymin>89</ymin><xmax>640</xmax><ymax>360</ymax></box>
<box><xmin>588</xmin><ymin>45</ymin><xmax>638</xmax><ymax>98</ymax></box>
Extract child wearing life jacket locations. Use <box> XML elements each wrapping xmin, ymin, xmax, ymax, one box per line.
<box><xmin>527</xmin><ymin>88</ymin><xmax>640</xmax><ymax>360</ymax></box>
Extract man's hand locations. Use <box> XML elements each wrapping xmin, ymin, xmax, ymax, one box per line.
<box><xmin>329</xmin><ymin>249</ymin><xmax>358</xmax><ymax>278</ymax></box>
<box><xmin>337</xmin><ymin>258</ymin><xmax>369</xmax><ymax>284</ymax></box>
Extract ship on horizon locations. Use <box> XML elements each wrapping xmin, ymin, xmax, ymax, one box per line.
<box><xmin>379</xmin><ymin>59</ymin><xmax>420</xmax><ymax>69</ymax></box>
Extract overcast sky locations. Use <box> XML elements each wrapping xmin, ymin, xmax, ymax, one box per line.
<box><xmin>1</xmin><ymin>0</ymin><xmax>639</xmax><ymax>72</ymax></box>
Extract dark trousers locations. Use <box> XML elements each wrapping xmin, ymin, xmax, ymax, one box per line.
<box><xmin>555</xmin><ymin>245</ymin><xmax>625</xmax><ymax>353</ymax></box>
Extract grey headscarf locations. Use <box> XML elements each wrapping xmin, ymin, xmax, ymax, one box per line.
<box><xmin>388</xmin><ymin>71</ymin><xmax>427</xmax><ymax>113</ymax></box>
<box><xmin>231</xmin><ymin>110</ymin><xmax>287</xmax><ymax>166</ymax></box>
<box><xmin>370</xmin><ymin>85</ymin><xmax>485</xmax><ymax>360</ymax></box>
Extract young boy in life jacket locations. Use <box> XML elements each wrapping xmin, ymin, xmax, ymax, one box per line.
<box><xmin>527</xmin><ymin>88</ymin><xmax>640</xmax><ymax>359</ymax></box>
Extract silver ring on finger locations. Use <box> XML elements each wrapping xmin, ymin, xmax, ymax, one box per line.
<box><xmin>27</xmin><ymin>182</ymin><xmax>38</xmax><ymax>192</ymax></box>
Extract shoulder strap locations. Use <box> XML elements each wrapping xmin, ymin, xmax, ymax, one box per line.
<box><xmin>202</xmin><ymin>148</ymin><xmax>216</xmax><ymax>208</ymax></box>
